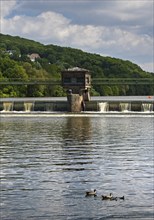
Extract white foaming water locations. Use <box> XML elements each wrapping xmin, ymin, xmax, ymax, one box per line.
<box><xmin>142</xmin><ymin>103</ymin><xmax>153</xmax><ymax>112</ymax></box>
<box><xmin>120</xmin><ymin>103</ymin><xmax>131</xmax><ymax>112</ymax></box>
<box><xmin>24</xmin><ymin>102</ymin><xmax>34</xmax><ymax>112</ymax></box>
<box><xmin>98</xmin><ymin>102</ymin><xmax>109</xmax><ymax>112</ymax></box>
<box><xmin>0</xmin><ymin>111</ymin><xmax>153</xmax><ymax>118</ymax></box>
<box><xmin>3</xmin><ymin>102</ymin><xmax>13</xmax><ymax>111</ymax></box>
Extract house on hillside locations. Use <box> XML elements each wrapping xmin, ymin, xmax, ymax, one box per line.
<box><xmin>6</xmin><ymin>50</ymin><xmax>14</xmax><ymax>55</ymax></box>
<box><xmin>5</xmin><ymin>50</ymin><xmax>18</xmax><ymax>55</ymax></box>
<box><xmin>27</xmin><ymin>53</ymin><xmax>40</xmax><ymax>62</ymax></box>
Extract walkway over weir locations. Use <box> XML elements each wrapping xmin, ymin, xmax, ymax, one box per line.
<box><xmin>0</xmin><ymin>96</ymin><xmax>153</xmax><ymax>102</ymax></box>
<box><xmin>0</xmin><ymin>78</ymin><xmax>154</xmax><ymax>85</ymax></box>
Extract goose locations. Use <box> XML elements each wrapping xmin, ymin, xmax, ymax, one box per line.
<box><xmin>110</xmin><ymin>196</ymin><xmax>118</xmax><ymax>201</ymax></box>
<box><xmin>86</xmin><ymin>189</ymin><xmax>97</xmax><ymax>196</ymax></box>
<box><xmin>110</xmin><ymin>195</ymin><xmax>125</xmax><ymax>201</ymax></box>
<box><xmin>119</xmin><ymin>196</ymin><xmax>125</xmax><ymax>200</ymax></box>
<box><xmin>102</xmin><ymin>193</ymin><xmax>113</xmax><ymax>200</ymax></box>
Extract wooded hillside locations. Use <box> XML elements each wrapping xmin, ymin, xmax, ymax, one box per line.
<box><xmin>0</xmin><ymin>34</ymin><xmax>153</xmax><ymax>97</ymax></box>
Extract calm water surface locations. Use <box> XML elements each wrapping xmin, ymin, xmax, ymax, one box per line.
<box><xmin>0</xmin><ymin>115</ymin><xmax>154</xmax><ymax>219</ymax></box>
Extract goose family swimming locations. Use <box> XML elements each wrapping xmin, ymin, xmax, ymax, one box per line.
<box><xmin>85</xmin><ymin>189</ymin><xmax>97</xmax><ymax>196</ymax></box>
<box><xmin>85</xmin><ymin>189</ymin><xmax>124</xmax><ymax>200</ymax></box>
<box><xmin>102</xmin><ymin>194</ymin><xmax>125</xmax><ymax>201</ymax></box>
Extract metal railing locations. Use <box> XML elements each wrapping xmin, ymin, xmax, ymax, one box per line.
<box><xmin>0</xmin><ymin>78</ymin><xmax>153</xmax><ymax>85</ymax></box>
<box><xmin>0</xmin><ymin>78</ymin><xmax>61</xmax><ymax>85</ymax></box>
<box><xmin>92</xmin><ymin>78</ymin><xmax>154</xmax><ymax>85</ymax></box>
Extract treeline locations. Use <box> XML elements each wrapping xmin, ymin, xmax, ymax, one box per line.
<box><xmin>0</xmin><ymin>33</ymin><xmax>153</xmax><ymax>97</ymax></box>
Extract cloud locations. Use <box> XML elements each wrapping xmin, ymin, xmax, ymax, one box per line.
<box><xmin>139</xmin><ymin>62</ymin><xmax>154</xmax><ymax>73</ymax></box>
<box><xmin>2</xmin><ymin>10</ymin><xmax>152</xmax><ymax>54</ymax></box>
<box><xmin>1</xmin><ymin>0</ymin><xmax>17</xmax><ymax>18</ymax></box>
<box><xmin>5</xmin><ymin>0</ymin><xmax>153</xmax><ymax>34</ymax></box>
<box><xmin>0</xmin><ymin>0</ymin><xmax>153</xmax><ymax>72</ymax></box>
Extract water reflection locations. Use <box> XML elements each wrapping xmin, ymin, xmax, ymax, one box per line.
<box><xmin>62</xmin><ymin>117</ymin><xmax>92</xmax><ymax>142</ymax></box>
<box><xmin>60</xmin><ymin>117</ymin><xmax>94</xmax><ymax>173</ymax></box>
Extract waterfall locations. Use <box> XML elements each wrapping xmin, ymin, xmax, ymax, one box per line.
<box><xmin>120</xmin><ymin>103</ymin><xmax>131</xmax><ymax>112</ymax></box>
<box><xmin>142</xmin><ymin>103</ymin><xmax>153</xmax><ymax>112</ymax></box>
<box><xmin>3</xmin><ymin>102</ymin><xmax>13</xmax><ymax>111</ymax></box>
<box><xmin>24</xmin><ymin>102</ymin><xmax>34</xmax><ymax>112</ymax></box>
<box><xmin>98</xmin><ymin>102</ymin><xmax>109</xmax><ymax>112</ymax></box>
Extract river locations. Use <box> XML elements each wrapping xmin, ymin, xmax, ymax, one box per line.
<box><xmin>0</xmin><ymin>115</ymin><xmax>153</xmax><ymax>219</ymax></box>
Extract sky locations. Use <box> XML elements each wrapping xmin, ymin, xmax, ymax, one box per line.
<box><xmin>0</xmin><ymin>0</ymin><xmax>154</xmax><ymax>72</ymax></box>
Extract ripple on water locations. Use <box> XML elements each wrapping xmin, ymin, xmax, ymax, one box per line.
<box><xmin>0</xmin><ymin>117</ymin><xmax>153</xmax><ymax>219</ymax></box>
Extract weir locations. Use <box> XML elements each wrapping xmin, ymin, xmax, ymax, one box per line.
<box><xmin>0</xmin><ymin>97</ymin><xmax>153</xmax><ymax>113</ymax></box>
<box><xmin>1</xmin><ymin>67</ymin><xmax>153</xmax><ymax>113</ymax></box>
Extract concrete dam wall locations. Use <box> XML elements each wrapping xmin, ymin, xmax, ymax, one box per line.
<box><xmin>0</xmin><ymin>96</ymin><xmax>153</xmax><ymax>112</ymax></box>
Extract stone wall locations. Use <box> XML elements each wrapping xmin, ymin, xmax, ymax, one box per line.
<box><xmin>67</xmin><ymin>94</ymin><xmax>83</xmax><ymax>112</ymax></box>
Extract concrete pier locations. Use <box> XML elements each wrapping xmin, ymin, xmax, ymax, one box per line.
<box><xmin>67</xmin><ymin>94</ymin><xmax>84</xmax><ymax>112</ymax></box>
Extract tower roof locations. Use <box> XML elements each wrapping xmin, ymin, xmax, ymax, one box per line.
<box><xmin>64</xmin><ymin>67</ymin><xmax>89</xmax><ymax>72</ymax></box>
